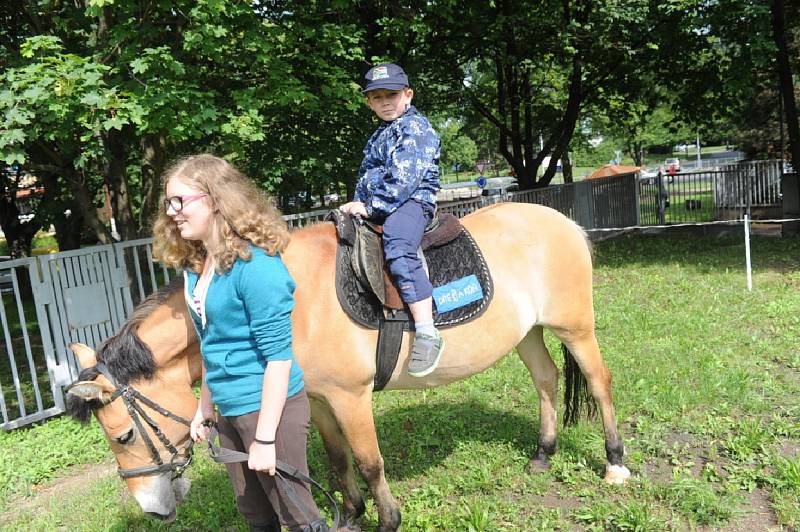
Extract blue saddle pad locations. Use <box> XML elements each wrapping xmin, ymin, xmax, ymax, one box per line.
<box><xmin>333</xmin><ymin>226</ymin><xmax>494</xmax><ymax>330</ymax></box>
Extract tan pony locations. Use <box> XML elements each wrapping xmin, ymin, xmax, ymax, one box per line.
<box><xmin>66</xmin><ymin>203</ymin><xmax>630</xmax><ymax>531</ymax></box>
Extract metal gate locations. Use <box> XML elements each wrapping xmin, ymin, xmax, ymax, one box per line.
<box><xmin>1</xmin><ymin>240</ymin><xmax>170</xmax><ymax>430</ymax></box>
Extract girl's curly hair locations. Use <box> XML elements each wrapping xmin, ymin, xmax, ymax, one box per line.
<box><xmin>152</xmin><ymin>154</ymin><xmax>289</xmax><ymax>273</ymax></box>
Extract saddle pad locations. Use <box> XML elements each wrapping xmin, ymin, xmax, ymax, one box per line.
<box><xmin>334</xmin><ymin>227</ymin><xmax>494</xmax><ymax>330</ymax></box>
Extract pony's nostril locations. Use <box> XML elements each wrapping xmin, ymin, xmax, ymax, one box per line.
<box><xmin>146</xmin><ymin>510</ymin><xmax>176</xmax><ymax>522</ymax></box>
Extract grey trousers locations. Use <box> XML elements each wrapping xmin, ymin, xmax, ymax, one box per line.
<box><xmin>217</xmin><ymin>389</ymin><xmax>322</xmax><ymax>531</ymax></box>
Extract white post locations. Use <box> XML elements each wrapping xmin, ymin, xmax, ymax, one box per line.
<box><xmin>696</xmin><ymin>132</ymin><xmax>701</xmax><ymax>168</ymax></box>
<box><xmin>744</xmin><ymin>214</ymin><xmax>752</xmax><ymax>291</ymax></box>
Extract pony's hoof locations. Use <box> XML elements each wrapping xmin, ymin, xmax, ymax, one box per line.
<box><xmin>604</xmin><ymin>464</ymin><xmax>631</xmax><ymax>485</ymax></box>
<box><xmin>526</xmin><ymin>457</ymin><xmax>551</xmax><ymax>474</ymax></box>
<box><xmin>336</xmin><ymin>524</ymin><xmax>361</xmax><ymax>532</ymax></box>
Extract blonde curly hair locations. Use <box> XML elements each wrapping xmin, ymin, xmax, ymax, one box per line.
<box><xmin>152</xmin><ymin>154</ymin><xmax>289</xmax><ymax>273</ymax></box>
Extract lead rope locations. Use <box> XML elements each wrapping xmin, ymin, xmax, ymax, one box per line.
<box><xmin>203</xmin><ymin>422</ymin><xmax>340</xmax><ymax>531</ymax></box>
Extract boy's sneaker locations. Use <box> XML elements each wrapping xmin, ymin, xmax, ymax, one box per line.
<box><xmin>408</xmin><ymin>331</ymin><xmax>445</xmax><ymax>377</ymax></box>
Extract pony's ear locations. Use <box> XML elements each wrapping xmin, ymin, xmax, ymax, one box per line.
<box><xmin>66</xmin><ymin>380</ymin><xmax>115</xmax><ymax>403</ymax></box>
<box><xmin>70</xmin><ymin>343</ymin><xmax>97</xmax><ymax>369</ymax></box>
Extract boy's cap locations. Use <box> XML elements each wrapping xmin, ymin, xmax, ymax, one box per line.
<box><xmin>362</xmin><ymin>63</ymin><xmax>409</xmax><ymax>93</ymax></box>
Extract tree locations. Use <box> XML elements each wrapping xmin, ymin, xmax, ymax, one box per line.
<box><xmin>364</xmin><ymin>0</ymin><xmax>662</xmax><ymax>189</ymax></box>
<box><xmin>0</xmin><ymin>1</ymin><xmax>369</xmax><ymax>247</ymax></box>
<box><xmin>434</xmin><ymin>117</ymin><xmax>478</xmax><ymax>178</ymax></box>
<box><xmin>772</xmin><ymin>0</ymin><xmax>800</xmax><ymax>168</ymax></box>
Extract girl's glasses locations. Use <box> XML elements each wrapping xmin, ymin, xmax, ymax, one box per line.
<box><xmin>163</xmin><ymin>193</ymin><xmax>208</xmax><ymax>212</ymax></box>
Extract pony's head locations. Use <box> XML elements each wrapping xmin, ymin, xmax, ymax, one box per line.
<box><xmin>66</xmin><ymin>340</ymin><xmax>196</xmax><ymax>521</ymax></box>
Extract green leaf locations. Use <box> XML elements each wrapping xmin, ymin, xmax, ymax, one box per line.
<box><xmin>80</xmin><ymin>92</ymin><xmax>106</xmax><ymax>106</ymax></box>
<box><xmin>130</xmin><ymin>58</ymin><xmax>149</xmax><ymax>74</ymax></box>
<box><xmin>3</xmin><ymin>150</ymin><xmax>26</xmax><ymax>165</ymax></box>
<box><xmin>102</xmin><ymin>116</ymin><xmax>126</xmax><ymax>130</ymax></box>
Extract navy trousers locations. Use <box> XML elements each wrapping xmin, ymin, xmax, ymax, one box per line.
<box><xmin>382</xmin><ymin>199</ymin><xmax>435</xmax><ymax>304</ymax></box>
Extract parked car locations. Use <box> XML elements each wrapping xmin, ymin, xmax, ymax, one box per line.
<box><xmin>481</xmin><ymin>176</ymin><xmax>519</xmax><ymax>198</ymax></box>
<box><xmin>664</xmin><ymin>158</ymin><xmax>681</xmax><ymax>173</ymax></box>
<box><xmin>640</xmin><ymin>167</ymin><xmax>659</xmax><ymax>179</ymax></box>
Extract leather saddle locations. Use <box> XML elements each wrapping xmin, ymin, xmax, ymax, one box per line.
<box><xmin>328</xmin><ymin>210</ymin><xmax>463</xmax><ymax>310</ymax></box>
<box><xmin>326</xmin><ymin>209</ymin><xmax>493</xmax><ymax>391</ymax></box>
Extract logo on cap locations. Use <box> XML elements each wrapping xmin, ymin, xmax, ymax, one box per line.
<box><xmin>371</xmin><ymin>66</ymin><xmax>389</xmax><ymax>80</ymax></box>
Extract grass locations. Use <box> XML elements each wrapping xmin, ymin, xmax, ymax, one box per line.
<box><xmin>1</xmin><ymin>233</ymin><xmax>799</xmax><ymax>530</ymax></box>
<box><xmin>0</xmin><ymin>232</ymin><xmax>59</xmax><ymax>256</ymax></box>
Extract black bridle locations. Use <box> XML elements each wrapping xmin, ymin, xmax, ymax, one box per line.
<box><xmin>67</xmin><ymin>362</ymin><xmax>194</xmax><ymax>479</ymax></box>
<box><xmin>68</xmin><ymin>362</ymin><xmax>340</xmax><ymax>529</ymax></box>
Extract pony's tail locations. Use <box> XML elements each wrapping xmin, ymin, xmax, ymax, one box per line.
<box><xmin>562</xmin><ymin>344</ymin><xmax>596</xmax><ymax>426</ymax></box>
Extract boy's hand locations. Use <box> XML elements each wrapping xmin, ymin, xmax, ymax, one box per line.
<box><xmin>339</xmin><ymin>201</ymin><xmax>368</xmax><ymax>217</ymax></box>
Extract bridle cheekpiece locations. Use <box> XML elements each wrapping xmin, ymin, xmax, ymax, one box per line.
<box><xmin>67</xmin><ymin>362</ymin><xmax>194</xmax><ymax>480</ymax></box>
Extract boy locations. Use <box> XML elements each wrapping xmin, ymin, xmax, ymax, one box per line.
<box><xmin>339</xmin><ymin>63</ymin><xmax>443</xmax><ymax>378</ymax></box>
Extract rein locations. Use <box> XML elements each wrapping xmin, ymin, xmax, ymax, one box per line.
<box><xmin>69</xmin><ymin>362</ymin><xmax>339</xmax><ymax>529</ymax></box>
<box><xmin>203</xmin><ymin>423</ymin><xmax>340</xmax><ymax>530</ymax></box>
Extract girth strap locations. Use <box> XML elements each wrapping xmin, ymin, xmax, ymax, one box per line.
<box><xmin>374</xmin><ymin>312</ymin><xmax>408</xmax><ymax>392</ymax></box>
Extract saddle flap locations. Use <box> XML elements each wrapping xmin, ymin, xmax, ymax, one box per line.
<box><xmin>352</xmin><ymin>220</ymin><xmax>387</xmax><ymax>305</ymax></box>
<box><xmin>326</xmin><ymin>209</ymin><xmax>356</xmax><ymax>245</ymax></box>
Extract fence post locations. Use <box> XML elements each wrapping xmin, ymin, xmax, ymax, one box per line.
<box><xmin>574</xmin><ymin>181</ymin><xmax>594</xmax><ymax>229</ymax></box>
<box><xmin>746</xmin><ymin>166</ymin><xmax>752</xmax><ymax>219</ymax></box>
<box><xmin>657</xmin><ymin>171</ymin><xmax>666</xmax><ymax>225</ymax></box>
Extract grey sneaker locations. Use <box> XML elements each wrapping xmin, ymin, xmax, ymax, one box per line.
<box><xmin>408</xmin><ymin>331</ymin><xmax>445</xmax><ymax>377</ymax></box>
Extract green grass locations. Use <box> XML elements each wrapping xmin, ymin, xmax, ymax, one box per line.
<box><xmin>0</xmin><ymin>232</ymin><xmax>59</xmax><ymax>256</ymax></box>
<box><xmin>1</xmin><ymin>233</ymin><xmax>799</xmax><ymax>530</ymax></box>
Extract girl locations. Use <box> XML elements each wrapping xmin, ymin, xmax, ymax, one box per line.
<box><xmin>152</xmin><ymin>154</ymin><xmax>327</xmax><ymax>532</ymax></box>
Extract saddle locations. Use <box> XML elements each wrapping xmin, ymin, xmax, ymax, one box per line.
<box><xmin>326</xmin><ymin>209</ymin><xmax>494</xmax><ymax>390</ymax></box>
<box><xmin>330</xmin><ymin>211</ymin><xmax>462</xmax><ymax>310</ymax></box>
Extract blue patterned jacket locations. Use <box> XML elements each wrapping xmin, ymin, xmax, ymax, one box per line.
<box><xmin>355</xmin><ymin>106</ymin><xmax>441</xmax><ymax>221</ymax></box>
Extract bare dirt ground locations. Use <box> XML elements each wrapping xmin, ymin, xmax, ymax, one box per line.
<box><xmin>0</xmin><ymin>460</ymin><xmax>116</xmax><ymax>527</ymax></box>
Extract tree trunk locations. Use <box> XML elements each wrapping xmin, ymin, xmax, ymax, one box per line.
<box><xmin>104</xmin><ymin>127</ymin><xmax>136</xmax><ymax>240</ymax></box>
<box><xmin>139</xmin><ymin>131</ymin><xmax>167</xmax><ymax>235</ymax></box>
<box><xmin>31</xmin><ymin>141</ymin><xmax>113</xmax><ymax>244</ymax></box>
<box><xmin>541</xmin><ymin>0</ymin><xmax>589</xmax><ymax>186</ymax></box>
<box><xmin>541</xmin><ymin>56</ymin><xmax>584</xmax><ymax>186</ymax></box>
<box><xmin>772</xmin><ymin>0</ymin><xmax>800</xmax><ymax>170</ymax></box>
<box><xmin>562</xmin><ymin>147</ymin><xmax>574</xmax><ymax>184</ymax></box>
<box><xmin>67</xmin><ymin>167</ymin><xmax>113</xmax><ymax>245</ymax></box>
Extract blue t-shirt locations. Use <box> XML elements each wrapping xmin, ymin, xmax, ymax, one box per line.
<box><xmin>185</xmin><ymin>246</ymin><xmax>304</xmax><ymax>417</ymax></box>
<box><xmin>355</xmin><ymin>105</ymin><xmax>441</xmax><ymax>221</ymax></box>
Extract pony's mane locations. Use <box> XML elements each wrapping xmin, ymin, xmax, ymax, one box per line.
<box><xmin>66</xmin><ymin>276</ymin><xmax>185</xmax><ymax>422</ymax></box>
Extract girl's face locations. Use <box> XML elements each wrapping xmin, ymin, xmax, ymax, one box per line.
<box><xmin>366</xmin><ymin>88</ymin><xmax>414</xmax><ymax>122</ymax></box>
<box><xmin>164</xmin><ymin>178</ymin><xmax>216</xmax><ymax>243</ymax></box>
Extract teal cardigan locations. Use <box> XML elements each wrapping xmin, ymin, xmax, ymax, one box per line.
<box><xmin>185</xmin><ymin>246</ymin><xmax>304</xmax><ymax>417</ymax></box>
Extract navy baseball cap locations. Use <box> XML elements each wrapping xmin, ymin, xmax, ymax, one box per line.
<box><xmin>362</xmin><ymin>63</ymin><xmax>409</xmax><ymax>93</ymax></box>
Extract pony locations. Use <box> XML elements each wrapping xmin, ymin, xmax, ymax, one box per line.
<box><xmin>66</xmin><ymin>203</ymin><xmax>630</xmax><ymax>531</ymax></box>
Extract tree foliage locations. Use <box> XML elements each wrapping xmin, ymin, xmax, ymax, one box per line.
<box><xmin>0</xmin><ymin>0</ymin><xmax>798</xmax><ymax>255</ymax></box>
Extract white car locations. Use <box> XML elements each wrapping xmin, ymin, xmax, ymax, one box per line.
<box><xmin>640</xmin><ymin>168</ymin><xmax>659</xmax><ymax>179</ymax></box>
<box><xmin>664</xmin><ymin>158</ymin><xmax>681</xmax><ymax>172</ymax></box>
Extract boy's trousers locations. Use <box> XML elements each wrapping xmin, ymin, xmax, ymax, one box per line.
<box><xmin>382</xmin><ymin>199</ymin><xmax>435</xmax><ymax>303</ymax></box>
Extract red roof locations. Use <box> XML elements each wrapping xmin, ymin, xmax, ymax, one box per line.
<box><xmin>586</xmin><ymin>164</ymin><xmax>641</xmax><ymax>180</ymax></box>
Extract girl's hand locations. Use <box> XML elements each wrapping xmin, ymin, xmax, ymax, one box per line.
<box><xmin>189</xmin><ymin>404</ymin><xmax>214</xmax><ymax>442</ymax></box>
<box><xmin>248</xmin><ymin>441</ymin><xmax>277</xmax><ymax>475</ymax></box>
<box><xmin>339</xmin><ymin>201</ymin><xmax>368</xmax><ymax>217</ymax></box>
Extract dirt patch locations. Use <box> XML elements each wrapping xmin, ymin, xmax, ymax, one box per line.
<box><xmin>779</xmin><ymin>440</ymin><xmax>800</xmax><ymax>459</ymax></box>
<box><xmin>707</xmin><ymin>488</ymin><xmax>780</xmax><ymax>532</ymax></box>
<box><xmin>0</xmin><ymin>460</ymin><xmax>116</xmax><ymax>526</ymax></box>
<box><xmin>537</xmin><ymin>492</ymin><xmax>584</xmax><ymax>511</ymax></box>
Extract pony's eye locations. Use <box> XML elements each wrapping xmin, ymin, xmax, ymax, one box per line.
<box><xmin>115</xmin><ymin>428</ymin><xmax>135</xmax><ymax>445</ymax></box>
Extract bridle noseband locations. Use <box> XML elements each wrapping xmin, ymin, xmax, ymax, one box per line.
<box><xmin>67</xmin><ymin>362</ymin><xmax>194</xmax><ymax>480</ymax></box>
<box><xmin>68</xmin><ymin>362</ymin><xmax>340</xmax><ymax>529</ymax></box>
